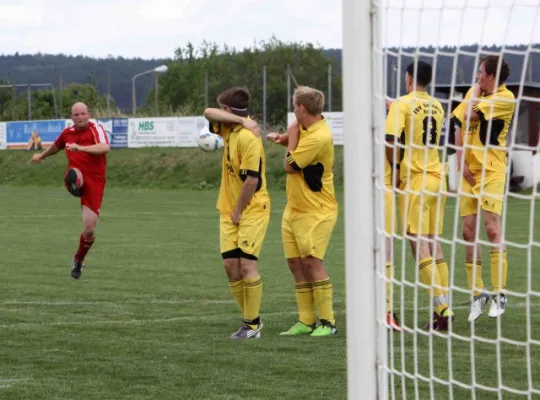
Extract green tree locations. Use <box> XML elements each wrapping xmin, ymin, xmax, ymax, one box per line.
<box><xmin>0</xmin><ymin>82</ymin><xmax>116</xmax><ymax>121</ymax></box>
<box><xmin>155</xmin><ymin>37</ymin><xmax>342</xmax><ymax>126</ymax></box>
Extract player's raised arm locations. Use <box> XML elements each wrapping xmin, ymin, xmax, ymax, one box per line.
<box><xmin>451</xmin><ymin>91</ymin><xmax>476</xmax><ymax>187</ymax></box>
<box><xmin>204</xmin><ymin>88</ymin><xmax>260</xmax><ymax>136</ymax></box>
<box><xmin>204</xmin><ymin>109</ymin><xmax>261</xmax><ymax>137</ymax></box>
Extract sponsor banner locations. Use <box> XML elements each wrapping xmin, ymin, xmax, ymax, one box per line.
<box><xmin>0</xmin><ymin>122</ymin><xmax>6</xmax><ymax>150</ymax></box>
<box><xmin>128</xmin><ymin>117</ymin><xmax>179</xmax><ymax>148</ymax></box>
<box><xmin>177</xmin><ymin>116</ymin><xmax>208</xmax><ymax>147</ymax></box>
<box><xmin>6</xmin><ymin>119</ymin><xmax>66</xmax><ymax>149</ymax></box>
<box><xmin>98</xmin><ymin>118</ymin><xmax>128</xmax><ymax>148</ymax></box>
<box><xmin>287</xmin><ymin>112</ymin><xmax>344</xmax><ymax>145</ymax></box>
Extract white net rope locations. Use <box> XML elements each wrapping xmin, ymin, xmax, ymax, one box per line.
<box><xmin>373</xmin><ymin>0</ymin><xmax>540</xmax><ymax>399</ymax></box>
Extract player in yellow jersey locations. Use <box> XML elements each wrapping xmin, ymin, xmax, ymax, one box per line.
<box><xmin>386</xmin><ymin>61</ymin><xmax>453</xmax><ymax>331</ymax></box>
<box><xmin>450</xmin><ymin>56</ymin><xmax>515</xmax><ymax>321</ymax></box>
<box><xmin>267</xmin><ymin>86</ymin><xmax>338</xmax><ymax>337</ymax></box>
<box><xmin>203</xmin><ymin>87</ymin><xmax>270</xmax><ymax>339</ymax></box>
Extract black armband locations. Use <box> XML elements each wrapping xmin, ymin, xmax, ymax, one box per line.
<box><xmin>286</xmin><ymin>152</ymin><xmax>302</xmax><ymax>172</ymax></box>
<box><xmin>303</xmin><ymin>163</ymin><xmax>324</xmax><ymax>192</ymax></box>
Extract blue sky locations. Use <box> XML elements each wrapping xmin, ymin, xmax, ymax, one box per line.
<box><xmin>0</xmin><ymin>0</ymin><xmax>538</xmax><ymax>59</ymax></box>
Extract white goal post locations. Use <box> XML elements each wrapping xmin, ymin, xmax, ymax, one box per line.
<box><xmin>344</xmin><ymin>0</ymin><xmax>540</xmax><ymax>399</ymax></box>
<box><xmin>343</xmin><ymin>0</ymin><xmax>380</xmax><ymax>399</ymax></box>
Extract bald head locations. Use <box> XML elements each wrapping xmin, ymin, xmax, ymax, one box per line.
<box><xmin>71</xmin><ymin>102</ymin><xmax>90</xmax><ymax>130</ymax></box>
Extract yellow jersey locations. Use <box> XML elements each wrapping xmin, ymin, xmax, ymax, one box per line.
<box><xmin>386</xmin><ymin>91</ymin><xmax>445</xmax><ymax>181</ymax></box>
<box><xmin>210</xmin><ymin>122</ymin><xmax>270</xmax><ymax>216</ymax></box>
<box><xmin>451</xmin><ymin>85</ymin><xmax>515</xmax><ymax>174</ymax></box>
<box><xmin>285</xmin><ymin>117</ymin><xmax>338</xmax><ymax>214</ymax></box>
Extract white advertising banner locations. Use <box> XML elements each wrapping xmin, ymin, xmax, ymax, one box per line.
<box><xmin>287</xmin><ymin>112</ymin><xmax>344</xmax><ymax>145</ymax></box>
<box><xmin>177</xmin><ymin>116</ymin><xmax>208</xmax><ymax>147</ymax></box>
<box><xmin>0</xmin><ymin>122</ymin><xmax>6</xmax><ymax>150</ymax></box>
<box><xmin>128</xmin><ymin>117</ymin><xmax>179</xmax><ymax>148</ymax></box>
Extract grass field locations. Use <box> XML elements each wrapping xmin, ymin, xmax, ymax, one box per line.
<box><xmin>1</xmin><ymin>184</ymin><xmax>539</xmax><ymax>399</ymax></box>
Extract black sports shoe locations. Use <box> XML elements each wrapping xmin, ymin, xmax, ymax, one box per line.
<box><xmin>71</xmin><ymin>259</ymin><xmax>85</xmax><ymax>279</ymax></box>
<box><xmin>64</xmin><ymin>168</ymin><xmax>82</xmax><ymax>197</ymax></box>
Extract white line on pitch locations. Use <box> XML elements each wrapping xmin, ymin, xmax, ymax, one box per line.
<box><xmin>0</xmin><ymin>310</ymin><xmax>299</xmax><ymax>329</ymax></box>
<box><xmin>2</xmin><ymin>299</ymin><xmax>539</xmax><ymax>311</ymax></box>
<box><xmin>0</xmin><ymin>378</ymin><xmax>32</xmax><ymax>388</ymax></box>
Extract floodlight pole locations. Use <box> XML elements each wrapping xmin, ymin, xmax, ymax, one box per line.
<box><xmin>131</xmin><ymin>65</ymin><xmax>168</xmax><ymax>115</ymax></box>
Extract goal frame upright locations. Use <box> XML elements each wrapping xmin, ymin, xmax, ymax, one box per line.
<box><xmin>343</xmin><ymin>0</ymin><xmax>385</xmax><ymax>399</ymax></box>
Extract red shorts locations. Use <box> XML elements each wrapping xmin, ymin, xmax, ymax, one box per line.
<box><xmin>81</xmin><ymin>177</ymin><xmax>106</xmax><ymax>216</ymax></box>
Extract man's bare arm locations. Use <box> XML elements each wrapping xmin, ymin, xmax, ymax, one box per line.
<box><xmin>283</xmin><ymin>126</ymin><xmax>301</xmax><ymax>174</ymax></box>
<box><xmin>464</xmin><ymin>84</ymin><xmax>482</xmax><ymax>122</ymax></box>
<box><xmin>454</xmin><ymin>126</ymin><xmax>464</xmax><ymax>169</ymax></box>
<box><xmin>385</xmin><ymin>136</ymin><xmax>400</xmax><ymax>186</ymax></box>
<box><xmin>267</xmin><ymin>132</ymin><xmax>289</xmax><ymax>146</ymax></box>
<box><xmin>234</xmin><ymin>176</ymin><xmax>259</xmax><ymax>214</ymax></box>
<box><xmin>40</xmin><ymin>143</ymin><xmax>60</xmax><ymax>159</ymax></box>
<box><xmin>79</xmin><ymin>143</ymin><xmax>110</xmax><ymax>155</ymax></box>
<box><xmin>204</xmin><ymin>108</ymin><xmax>245</xmax><ymax>124</ymax></box>
<box><xmin>203</xmin><ymin>108</ymin><xmax>260</xmax><ymax>136</ymax></box>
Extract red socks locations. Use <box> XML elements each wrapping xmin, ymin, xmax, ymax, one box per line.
<box><xmin>74</xmin><ymin>233</ymin><xmax>95</xmax><ymax>263</ymax></box>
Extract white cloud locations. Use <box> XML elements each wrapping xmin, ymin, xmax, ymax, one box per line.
<box><xmin>382</xmin><ymin>0</ymin><xmax>540</xmax><ymax>47</ymax></box>
<box><xmin>0</xmin><ymin>0</ymin><xmax>343</xmax><ymax>58</ymax></box>
<box><xmin>0</xmin><ymin>0</ymin><xmax>538</xmax><ymax>58</ymax></box>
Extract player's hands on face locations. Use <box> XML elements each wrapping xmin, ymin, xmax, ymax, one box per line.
<box><xmin>242</xmin><ymin>118</ymin><xmax>261</xmax><ymax>137</ymax></box>
<box><xmin>461</xmin><ymin>163</ymin><xmax>476</xmax><ymax>186</ymax></box>
<box><xmin>30</xmin><ymin>153</ymin><xmax>43</xmax><ymax>164</ymax></box>
<box><xmin>231</xmin><ymin>208</ymin><xmax>242</xmax><ymax>226</ymax></box>
<box><xmin>66</xmin><ymin>142</ymin><xmax>82</xmax><ymax>152</ymax></box>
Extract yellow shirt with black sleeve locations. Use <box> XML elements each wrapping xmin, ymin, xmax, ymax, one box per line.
<box><xmin>451</xmin><ymin>85</ymin><xmax>515</xmax><ymax>175</ymax></box>
<box><xmin>210</xmin><ymin>122</ymin><xmax>270</xmax><ymax>216</ymax></box>
<box><xmin>285</xmin><ymin>118</ymin><xmax>338</xmax><ymax>214</ymax></box>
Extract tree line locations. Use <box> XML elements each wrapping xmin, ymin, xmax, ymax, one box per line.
<box><xmin>0</xmin><ymin>40</ymin><xmax>536</xmax><ymax>125</ymax></box>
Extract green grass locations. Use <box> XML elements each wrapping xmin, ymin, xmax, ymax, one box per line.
<box><xmin>1</xmin><ymin>186</ymin><xmax>539</xmax><ymax>399</ymax></box>
<box><xmin>0</xmin><ymin>146</ymin><xmax>344</xmax><ymax>190</ymax></box>
<box><xmin>0</xmin><ymin>147</ymin><xmax>539</xmax><ymax>399</ymax></box>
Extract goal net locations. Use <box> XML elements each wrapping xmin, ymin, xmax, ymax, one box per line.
<box><xmin>343</xmin><ymin>0</ymin><xmax>540</xmax><ymax>399</ymax></box>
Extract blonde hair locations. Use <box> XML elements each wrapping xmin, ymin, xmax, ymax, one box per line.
<box><xmin>293</xmin><ymin>86</ymin><xmax>325</xmax><ymax>115</ymax></box>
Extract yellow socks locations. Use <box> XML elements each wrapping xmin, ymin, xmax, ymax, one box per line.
<box><xmin>386</xmin><ymin>263</ymin><xmax>394</xmax><ymax>313</ymax></box>
<box><xmin>228</xmin><ymin>279</ymin><xmax>244</xmax><ymax>315</ymax></box>
<box><xmin>490</xmin><ymin>250</ymin><xmax>507</xmax><ymax>293</ymax></box>
<box><xmin>419</xmin><ymin>257</ymin><xmax>447</xmax><ymax>316</ymax></box>
<box><xmin>295</xmin><ymin>282</ymin><xmax>315</xmax><ymax>325</ymax></box>
<box><xmin>312</xmin><ymin>278</ymin><xmax>335</xmax><ymax>325</ymax></box>
<box><xmin>243</xmin><ymin>276</ymin><xmax>263</xmax><ymax>329</ymax></box>
<box><xmin>436</xmin><ymin>258</ymin><xmax>449</xmax><ymax>298</ymax></box>
<box><xmin>466</xmin><ymin>260</ymin><xmax>484</xmax><ymax>296</ymax></box>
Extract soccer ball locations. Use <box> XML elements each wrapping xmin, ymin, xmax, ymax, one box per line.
<box><xmin>198</xmin><ymin>129</ymin><xmax>224</xmax><ymax>152</ymax></box>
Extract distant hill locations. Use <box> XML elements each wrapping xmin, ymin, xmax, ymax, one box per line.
<box><xmin>0</xmin><ymin>53</ymin><xmax>171</xmax><ymax>113</ymax></box>
<box><xmin>0</xmin><ymin>44</ymin><xmax>538</xmax><ymax>112</ymax></box>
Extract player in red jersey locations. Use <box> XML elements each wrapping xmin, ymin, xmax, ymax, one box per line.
<box><xmin>31</xmin><ymin>102</ymin><xmax>110</xmax><ymax>279</ymax></box>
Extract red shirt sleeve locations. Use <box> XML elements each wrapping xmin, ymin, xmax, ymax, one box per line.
<box><xmin>54</xmin><ymin>130</ymin><xmax>67</xmax><ymax>149</ymax></box>
<box><xmin>91</xmin><ymin>123</ymin><xmax>110</xmax><ymax>145</ymax></box>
